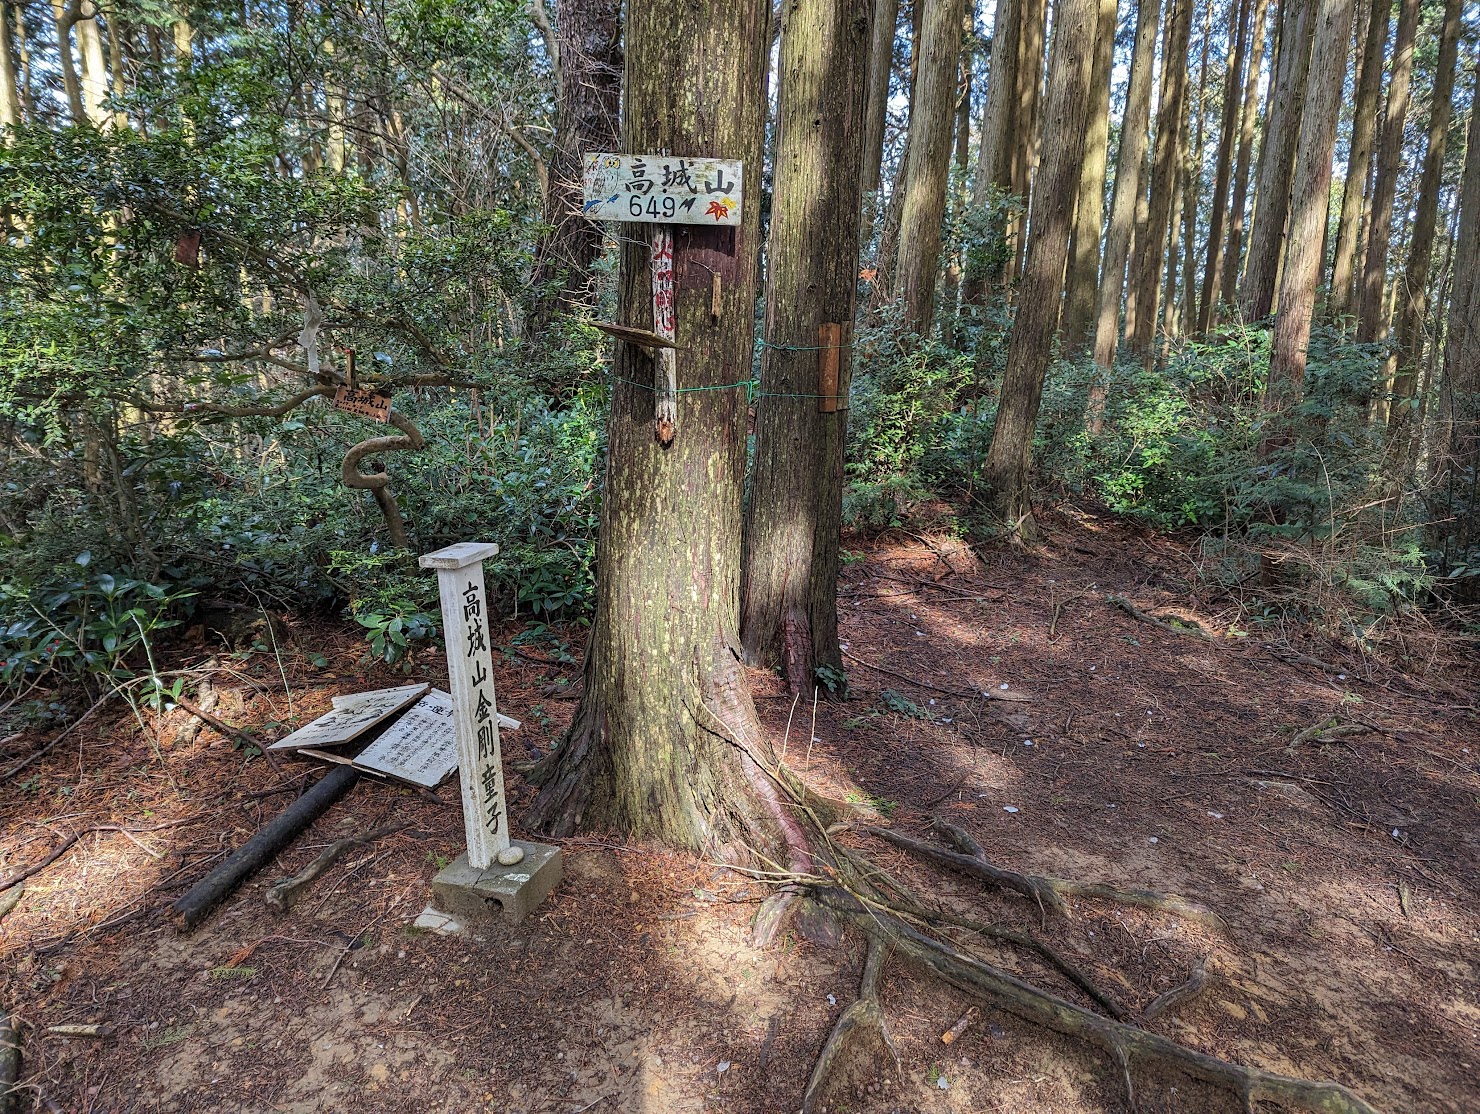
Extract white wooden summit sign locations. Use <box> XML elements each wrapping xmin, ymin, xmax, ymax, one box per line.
<box><xmin>582</xmin><ymin>153</ymin><xmax>743</xmax><ymax>226</ymax></box>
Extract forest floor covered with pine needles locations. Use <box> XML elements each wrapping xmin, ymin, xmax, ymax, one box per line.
<box><xmin>1</xmin><ymin>503</ymin><xmax>1477</xmax><ymax>1113</ymax></box>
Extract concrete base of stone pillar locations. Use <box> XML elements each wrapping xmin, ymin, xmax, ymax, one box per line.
<box><xmin>429</xmin><ymin>841</ymin><xmax>563</xmax><ymax>926</ymax></box>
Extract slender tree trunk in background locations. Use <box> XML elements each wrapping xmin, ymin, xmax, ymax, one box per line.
<box><xmin>1441</xmin><ymin>77</ymin><xmax>1480</xmax><ymax>483</ymax></box>
<box><xmin>75</xmin><ymin>4</ymin><xmax>108</xmax><ymax>126</ymax></box>
<box><xmin>0</xmin><ymin>2</ymin><xmax>20</xmax><ymax>131</ymax></box>
<box><xmin>1197</xmin><ymin>0</ymin><xmax>1252</xmax><ymax>333</ymax></box>
<box><xmin>527</xmin><ymin>0</ymin><xmax>622</xmax><ymax>334</ymax></box>
<box><xmin>51</xmin><ymin>0</ymin><xmax>84</xmax><ymax>122</ymax></box>
<box><xmin>1061</xmin><ymin>0</ymin><xmax>1118</xmax><ymax>352</ymax></box>
<box><xmin>104</xmin><ymin>7</ymin><xmax>129</xmax><ymax>129</ymax></box>
<box><xmin>1127</xmin><ymin>0</ymin><xmax>1191</xmax><ymax>357</ymax></box>
<box><xmin>1008</xmin><ymin>0</ymin><xmax>1047</xmax><ymax>282</ymax></box>
<box><xmin>982</xmin><ymin>0</ymin><xmax>1096</xmax><ymax>531</ymax></box>
<box><xmin>963</xmin><ymin>0</ymin><xmax>1021</xmax><ymax>303</ymax></box>
<box><xmin>940</xmin><ymin>6</ymin><xmax>975</xmax><ymax>332</ymax></box>
<box><xmin>1385</xmin><ymin>0</ymin><xmax>1461</xmax><ymax>466</ymax></box>
<box><xmin>1327</xmin><ymin>0</ymin><xmax>1386</xmax><ymax>322</ymax></box>
<box><xmin>13</xmin><ymin>2</ymin><xmax>30</xmax><ymax>120</ymax></box>
<box><xmin>1355</xmin><ymin>0</ymin><xmax>1418</xmax><ymax>343</ymax></box>
<box><xmin>526</xmin><ymin>0</ymin><xmax>796</xmax><ymax>863</ymax></box>
<box><xmin>1220</xmin><ymin>0</ymin><xmax>1269</xmax><ymax>312</ymax></box>
<box><xmin>1263</xmin><ymin>0</ymin><xmax>1352</xmax><ymax>420</ymax></box>
<box><xmin>859</xmin><ymin>0</ymin><xmax>901</xmax><ymax>233</ymax></box>
<box><xmin>1162</xmin><ymin>150</ymin><xmax>1185</xmax><ymax>344</ymax></box>
<box><xmin>1239</xmin><ymin>0</ymin><xmax>1313</xmax><ymax>321</ymax></box>
<box><xmin>1087</xmin><ymin>0</ymin><xmax>1159</xmax><ymax>431</ymax></box>
<box><xmin>1179</xmin><ymin>4</ymin><xmax>1211</xmax><ymax>338</ymax></box>
<box><xmin>893</xmin><ymin>0</ymin><xmax>965</xmax><ymax>332</ymax></box>
<box><xmin>741</xmin><ymin>0</ymin><xmax>870</xmax><ymax>696</ymax></box>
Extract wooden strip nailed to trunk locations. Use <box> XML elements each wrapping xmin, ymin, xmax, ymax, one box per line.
<box><xmin>980</xmin><ymin>0</ymin><xmax>1098</xmax><ymax>533</ymax></box>
<box><xmin>741</xmin><ymin>0</ymin><xmax>872</xmax><ymax>694</ymax></box>
<box><xmin>524</xmin><ymin>0</ymin><xmax>808</xmax><ymax>870</ymax></box>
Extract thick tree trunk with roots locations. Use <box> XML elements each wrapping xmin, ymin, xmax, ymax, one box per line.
<box><xmin>980</xmin><ymin>0</ymin><xmax>1097</xmax><ymax>532</ymax></box>
<box><xmin>527</xmin><ymin>0</ymin><xmax>622</xmax><ymax>334</ymax></box>
<box><xmin>1085</xmin><ymin>0</ymin><xmax>1160</xmax><ymax>432</ymax></box>
<box><xmin>741</xmin><ymin>0</ymin><xmax>871</xmax><ymax>695</ymax></box>
<box><xmin>1239</xmin><ymin>0</ymin><xmax>1314</xmax><ymax>322</ymax></box>
<box><xmin>892</xmin><ymin>0</ymin><xmax>965</xmax><ymax>332</ymax></box>
<box><xmin>525</xmin><ymin>0</ymin><xmax>799</xmax><ymax>864</ymax></box>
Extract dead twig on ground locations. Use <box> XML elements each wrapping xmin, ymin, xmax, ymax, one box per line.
<box><xmin>2</xmin><ymin>695</ymin><xmax>112</xmax><ymax>782</ymax></box>
<box><xmin>264</xmin><ymin>823</ymin><xmax>407</xmax><ymax>911</ymax></box>
<box><xmin>1106</xmin><ymin>595</ymin><xmax>1216</xmax><ymax>642</ymax></box>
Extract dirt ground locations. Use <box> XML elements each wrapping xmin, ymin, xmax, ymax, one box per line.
<box><xmin>2</xmin><ymin>503</ymin><xmax>1477</xmax><ymax>1114</ymax></box>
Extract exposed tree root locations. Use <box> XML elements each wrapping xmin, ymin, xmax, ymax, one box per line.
<box><xmin>1289</xmin><ymin>720</ymin><xmax>1372</xmax><ymax>748</ymax></box>
<box><xmin>810</xmin><ymin>886</ymin><xmax>1380</xmax><ymax>1114</ymax></box>
<box><xmin>1107</xmin><ymin>594</ymin><xmax>1217</xmax><ymax>642</ymax></box>
<box><xmin>1143</xmin><ymin>957</ymin><xmax>1209</xmax><ymax>1022</ymax></box>
<box><xmin>801</xmin><ymin>936</ymin><xmax>899</xmax><ymax>1113</ymax></box>
<box><xmin>0</xmin><ymin>1009</ymin><xmax>18</xmax><ymax>1114</ymax></box>
<box><xmin>264</xmin><ymin>823</ymin><xmax>406</xmax><ymax>911</ymax></box>
<box><xmin>867</xmin><ymin>820</ymin><xmax>1224</xmax><ymax>930</ymax></box>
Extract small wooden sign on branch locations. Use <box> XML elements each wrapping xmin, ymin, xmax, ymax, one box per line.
<box><xmin>582</xmin><ymin>153</ymin><xmax>743</xmax><ymax>227</ymax></box>
<box><xmin>332</xmin><ymin>386</ymin><xmax>392</xmax><ymax>422</ymax></box>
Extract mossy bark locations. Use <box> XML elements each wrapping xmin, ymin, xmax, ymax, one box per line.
<box><xmin>526</xmin><ymin>0</ymin><xmax>796</xmax><ymax>862</ymax></box>
<box><xmin>740</xmin><ymin>0</ymin><xmax>871</xmax><ymax>695</ymax></box>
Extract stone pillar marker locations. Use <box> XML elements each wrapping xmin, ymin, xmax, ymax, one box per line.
<box><xmin>419</xmin><ymin>542</ymin><xmax>562</xmax><ymax>926</ymax></box>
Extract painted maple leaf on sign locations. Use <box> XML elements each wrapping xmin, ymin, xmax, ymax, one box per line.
<box><xmin>705</xmin><ymin>200</ymin><xmax>732</xmax><ymax>221</ymax></box>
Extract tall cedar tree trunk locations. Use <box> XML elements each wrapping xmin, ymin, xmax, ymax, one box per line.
<box><xmin>1441</xmin><ymin>71</ymin><xmax>1480</xmax><ymax>481</ymax></box>
<box><xmin>1061</xmin><ymin>0</ymin><xmax>1118</xmax><ymax>351</ymax></box>
<box><xmin>1</xmin><ymin>3</ymin><xmax>21</xmax><ymax>130</ymax></box>
<box><xmin>1239</xmin><ymin>0</ymin><xmax>1314</xmax><ymax>320</ymax></box>
<box><xmin>1385</xmin><ymin>0</ymin><xmax>1462</xmax><ymax>464</ymax></box>
<box><xmin>940</xmin><ymin>6</ymin><xmax>974</xmax><ymax>333</ymax></box>
<box><xmin>1008</xmin><ymin>0</ymin><xmax>1047</xmax><ymax>282</ymax></box>
<box><xmin>527</xmin><ymin>0</ymin><xmax>622</xmax><ymax>334</ymax></box>
<box><xmin>1086</xmin><ymin>0</ymin><xmax>1160</xmax><ymax>432</ymax></box>
<box><xmin>1219</xmin><ymin>0</ymin><xmax>1269</xmax><ymax>311</ymax></box>
<box><xmin>50</xmin><ymin>0</ymin><xmax>84</xmax><ymax>122</ymax></box>
<box><xmin>1178</xmin><ymin>3</ymin><xmax>1211</xmax><ymax>338</ymax></box>
<box><xmin>1127</xmin><ymin>0</ymin><xmax>1192</xmax><ymax>358</ymax></box>
<box><xmin>740</xmin><ymin>0</ymin><xmax>871</xmax><ymax>693</ymax></box>
<box><xmin>75</xmin><ymin>4</ymin><xmax>108</xmax><ymax>126</ymax></box>
<box><xmin>859</xmin><ymin>0</ymin><xmax>900</xmax><ymax>233</ymax></box>
<box><xmin>963</xmin><ymin>0</ymin><xmax>1021</xmax><ymax>303</ymax></box>
<box><xmin>981</xmin><ymin>0</ymin><xmax>1097</xmax><ymax>530</ymax></box>
<box><xmin>1263</xmin><ymin>0</ymin><xmax>1353</xmax><ymax>418</ymax></box>
<box><xmin>1355</xmin><ymin>0</ymin><xmax>1418</xmax><ymax>342</ymax></box>
<box><xmin>525</xmin><ymin>0</ymin><xmax>797</xmax><ymax>862</ymax></box>
<box><xmin>893</xmin><ymin>0</ymin><xmax>965</xmax><ymax>331</ymax></box>
<box><xmin>1196</xmin><ymin>0</ymin><xmax>1253</xmax><ymax>333</ymax></box>
<box><xmin>1328</xmin><ymin>0</ymin><xmax>1387</xmax><ymax>322</ymax></box>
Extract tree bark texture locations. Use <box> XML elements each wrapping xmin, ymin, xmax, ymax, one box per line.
<box><xmin>1264</xmin><ymin>0</ymin><xmax>1353</xmax><ymax>414</ymax></box>
<box><xmin>981</xmin><ymin>0</ymin><xmax>1096</xmax><ymax>529</ymax></box>
<box><xmin>50</xmin><ymin>0</ymin><xmax>84</xmax><ymax>123</ymax></box>
<box><xmin>527</xmin><ymin>0</ymin><xmax>623</xmax><ymax>333</ymax></box>
<box><xmin>741</xmin><ymin>0</ymin><xmax>871</xmax><ymax>694</ymax></box>
<box><xmin>1385</xmin><ymin>0</ymin><xmax>1462</xmax><ymax>461</ymax></box>
<box><xmin>1061</xmin><ymin>0</ymin><xmax>1118</xmax><ymax>351</ymax></box>
<box><xmin>859</xmin><ymin>0</ymin><xmax>901</xmax><ymax>230</ymax></box>
<box><xmin>1127</xmin><ymin>0</ymin><xmax>1192</xmax><ymax>356</ymax></box>
<box><xmin>1196</xmin><ymin>0</ymin><xmax>1253</xmax><ymax>333</ymax></box>
<box><xmin>1219</xmin><ymin>0</ymin><xmax>1270</xmax><ymax>311</ymax></box>
<box><xmin>1086</xmin><ymin>0</ymin><xmax>1160</xmax><ymax>432</ymax></box>
<box><xmin>1441</xmin><ymin>71</ymin><xmax>1480</xmax><ymax>478</ymax></box>
<box><xmin>525</xmin><ymin>0</ymin><xmax>796</xmax><ymax>861</ymax></box>
<box><xmin>1008</xmin><ymin>0</ymin><xmax>1048</xmax><ymax>281</ymax></box>
<box><xmin>1327</xmin><ymin>0</ymin><xmax>1387</xmax><ymax>322</ymax></box>
<box><xmin>1355</xmin><ymin>0</ymin><xmax>1418</xmax><ymax>343</ymax></box>
<box><xmin>893</xmin><ymin>0</ymin><xmax>965</xmax><ymax>331</ymax></box>
<box><xmin>1239</xmin><ymin>0</ymin><xmax>1314</xmax><ymax>321</ymax></box>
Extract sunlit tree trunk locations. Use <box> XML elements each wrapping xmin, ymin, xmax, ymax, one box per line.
<box><xmin>1127</xmin><ymin>0</ymin><xmax>1191</xmax><ymax>356</ymax></box>
<box><xmin>1327</xmin><ymin>0</ymin><xmax>1386</xmax><ymax>322</ymax></box>
<box><xmin>527</xmin><ymin>0</ymin><xmax>800</xmax><ymax>862</ymax></box>
<box><xmin>981</xmin><ymin>0</ymin><xmax>1096</xmax><ymax>530</ymax></box>
<box><xmin>1355</xmin><ymin>0</ymin><xmax>1418</xmax><ymax>343</ymax></box>
<box><xmin>741</xmin><ymin>0</ymin><xmax>870</xmax><ymax>695</ymax></box>
<box><xmin>1196</xmin><ymin>0</ymin><xmax>1252</xmax><ymax>333</ymax></box>
<box><xmin>1219</xmin><ymin>0</ymin><xmax>1269</xmax><ymax>311</ymax></box>
<box><xmin>1086</xmin><ymin>0</ymin><xmax>1160</xmax><ymax>432</ymax></box>
<box><xmin>50</xmin><ymin>0</ymin><xmax>84</xmax><ymax>122</ymax></box>
<box><xmin>1385</xmin><ymin>0</ymin><xmax>1462</xmax><ymax>467</ymax></box>
<box><xmin>75</xmin><ymin>3</ymin><xmax>108</xmax><ymax>126</ymax></box>
<box><xmin>0</xmin><ymin>2</ymin><xmax>20</xmax><ymax>131</ymax></box>
<box><xmin>527</xmin><ymin>0</ymin><xmax>622</xmax><ymax>332</ymax></box>
<box><xmin>1061</xmin><ymin>0</ymin><xmax>1118</xmax><ymax>351</ymax></box>
<box><xmin>1240</xmin><ymin>0</ymin><xmax>1314</xmax><ymax>321</ymax></box>
<box><xmin>892</xmin><ymin>0</ymin><xmax>965</xmax><ymax>331</ymax></box>
<box><xmin>1263</xmin><ymin>0</ymin><xmax>1352</xmax><ymax>418</ymax></box>
<box><xmin>859</xmin><ymin>0</ymin><xmax>900</xmax><ymax>231</ymax></box>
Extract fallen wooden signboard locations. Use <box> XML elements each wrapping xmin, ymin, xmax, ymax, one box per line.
<box><xmin>267</xmin><ymin>683</ymin><xmax>430</xmax><ymax>753</ymax></box>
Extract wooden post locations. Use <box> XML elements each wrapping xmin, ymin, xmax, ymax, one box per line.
<box><xmin>418</xmin><ymin>542</ymin><xmax>509</xmax><ymax>868</ymax></box>
<box><xmin>817</xmin><ymin>322</ymin><xmax>848</xmax><ymax>413</ymax></box>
